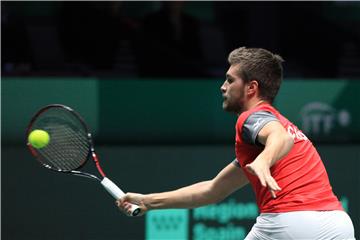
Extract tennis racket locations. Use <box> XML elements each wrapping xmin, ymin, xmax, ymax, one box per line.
<box><xmin>26</xmin><ymin>104</ymin><xmax>141</xmax><ymax>216</ymax></box>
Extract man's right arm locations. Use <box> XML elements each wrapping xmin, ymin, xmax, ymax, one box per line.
<box><xmin>117</xmin><ymin>161</ymin><xmax>249</xmax><ymax>215</ymax></box>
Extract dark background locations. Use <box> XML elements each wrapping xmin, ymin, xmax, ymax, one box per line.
<box><xmin>2</xmin><ymin>1</ymin><xmax>360</xmax><ymax>240</ymax></box>
<box><xmin>2</xmin><ymin>1</ymin><xmax>360</xmax><ymax>79</ymax></box>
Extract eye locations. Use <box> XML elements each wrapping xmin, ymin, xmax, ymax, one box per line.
<box><xmin>227</xmin><ymin>78</ymin><xmax>234</xmax><ymax>84</ymax></box>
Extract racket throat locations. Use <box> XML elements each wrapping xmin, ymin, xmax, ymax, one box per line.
<box><xmin>91</xmin><ymin>151</ymin><xmax>106</xmax><ymax>178</ymax></box>
<box><xmin>71</xmin><ymin>170</ymin><xmax>100</xmax><ymax>181</ymax></box>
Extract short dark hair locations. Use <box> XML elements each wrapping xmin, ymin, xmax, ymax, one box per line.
<box><xmin>228</xmin><ymin>47</ymin><xmax>284</xmax><ymax>103</ymax></box>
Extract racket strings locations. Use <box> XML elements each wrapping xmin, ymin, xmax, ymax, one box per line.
<box><xmin>30</xmin><ymin>107</ymin><xmax>90</xmax><ymax>171</ymax></box>
<box><xmin>40</xmin><ymin>127</ymin><xmax>76</xmax><ymax>169</ymax></box>
<box><xmin>40</xmin><ymin>126</ymin><xmax>87</xmax><ymax>170</ymax></box>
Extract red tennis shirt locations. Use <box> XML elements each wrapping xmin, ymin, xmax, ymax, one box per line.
<box><xmin>235</xmin><ymin>103</ymin><xmax>343</xmax><ymax>213</ymax></box>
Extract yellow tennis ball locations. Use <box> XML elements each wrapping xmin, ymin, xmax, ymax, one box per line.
<box><xmin>28</xmin><ymin>129</ymin><xmax>50</xmax><ymax>149</ymax></box>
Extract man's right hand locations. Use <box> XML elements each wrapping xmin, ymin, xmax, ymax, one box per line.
<box><xmin>116</xmin><ymin>192</ymin><xmax>148</xmax><ymax>216</ymax></box>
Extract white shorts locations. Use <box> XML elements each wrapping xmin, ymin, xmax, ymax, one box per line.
<box><xmin>245</xmin><ymin>210</ymin><xmax>355</xmax><ymax>240</ymax></box>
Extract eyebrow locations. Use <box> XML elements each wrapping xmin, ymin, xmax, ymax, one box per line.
<box><xmin>226</xmin><ymin>73</ymin><xmax>235</xmax><ymax>79</ymax></box>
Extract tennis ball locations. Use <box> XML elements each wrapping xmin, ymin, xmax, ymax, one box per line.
<box><xmin>28</xmin><ymin>129</ymin><xmax>50</xmax><ymax>149</ymax></box>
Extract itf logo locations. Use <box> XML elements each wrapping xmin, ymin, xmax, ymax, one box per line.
<box><xmin>300</xmin><ymin>102</ymin><xmax>351</xmax><ymax>136</ymax></box>
<box><xmin>146</xmin><ymin>209</ymin><xmax>189</xmax><ymax>240</ymax></box>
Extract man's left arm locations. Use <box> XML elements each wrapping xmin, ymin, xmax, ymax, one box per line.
<box><xmin>246</xmin><ymin>121</ymin><xmax>294</xmax><ymax>198</ymax></box>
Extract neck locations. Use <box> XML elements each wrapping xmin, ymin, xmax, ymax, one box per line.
<box><xmin>243</xmin><ymin>98</ymin><xmax>267</xmax><ymax>112</ymax></box>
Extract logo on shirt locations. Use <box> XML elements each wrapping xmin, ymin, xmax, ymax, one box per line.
<box><xmin>288</xmin><ymin>125</ymin><xmax>308</xmax><ymax>141</ymax></box>
<box><xmin>253</xmin><ymin>119</ymin><xmax>265</xmax><ymax>130</ymax></box>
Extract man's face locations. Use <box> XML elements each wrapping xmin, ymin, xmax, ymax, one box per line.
<box><xmin>220</xmin><ymin>64</ymin><xmax>247</xmax><ymax>113</ymax></box>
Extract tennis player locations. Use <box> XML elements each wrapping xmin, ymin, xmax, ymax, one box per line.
<box><xmin>117</xmin><ymin>47</ymin><xmax>355</xmax><ymax>239</ymax></box>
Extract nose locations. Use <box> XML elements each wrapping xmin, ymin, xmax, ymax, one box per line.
<box><xmin>220</xmin><ymin>81</ymin><xmax>227</xmax><ymax>93</ymax></box>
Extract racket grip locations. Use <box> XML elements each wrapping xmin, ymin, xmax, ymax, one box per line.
<box><xmin>101</xmin><ymin>177</ymin><xmax>141</xmax><ymax>217</ymax></box>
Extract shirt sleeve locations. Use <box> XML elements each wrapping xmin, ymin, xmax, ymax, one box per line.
<box><xmin>232</xmin><ymin>158</ymin><xmax>241</xmax><ymax>168</ymax></box>
<box><xmin>241</xmin><ymin>111</ymin><xmax>279</xmax><ymax>145</ymax></box>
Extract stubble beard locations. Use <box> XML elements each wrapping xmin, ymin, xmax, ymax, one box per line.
<box><xmin>222</xmin><ymin>97</ymin><xmax>245</xmax><ymax>114</ymax></box>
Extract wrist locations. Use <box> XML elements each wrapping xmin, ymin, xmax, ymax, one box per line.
<box><xmin>257</xmin><ymin>152</ymin><xmax>275</xmax><ymax>167</ymax></box>
<box><xmin>143</xmin><ymin>193</ymin><xmax>159</xmax><ymax>210</ymax></box>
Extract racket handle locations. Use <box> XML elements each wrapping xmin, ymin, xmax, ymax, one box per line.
<box><xmin>101</xmin><ymin>177</ymin><xmax>141</xmax><ymax>217</ymax></box>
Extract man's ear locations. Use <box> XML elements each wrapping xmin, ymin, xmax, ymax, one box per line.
<box><xmin>247</xmin><ymin>80</ymin><xmax>259</xmax><ymax>95</ymax></box>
